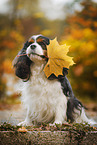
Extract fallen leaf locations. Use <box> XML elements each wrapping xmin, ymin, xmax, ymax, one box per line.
<box><xmin>44</xmin><ymin>38</ymin><xmax>75</xmax><ymax>78</ymax></box>
<box><xmin>18</xmin><ymin>126</ymin><xmax>28</xmax><ymax>132</ymax></box>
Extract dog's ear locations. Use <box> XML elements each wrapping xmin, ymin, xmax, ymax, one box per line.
<box><xmin>12</xmin><ymin>49</ymin><xmax>25</xmax><ymax>67</ymax></box>
<box><xmin>12</xmin><ymin>41</ymin><xmax>31</xmax><ymax>67</ymax></box>
<box><xmin>63</xmin><ymin>68</ymin><xmax>69</xmax><ymax>76</ymax></box>
<box><xmin>12</xmin><ymin>41</ymin><xmax>32</xmax><ymax>81</ymax></box>
<box><xmin>14</xmin><ymin>55</ymin><xmax>32</xmax><ymax>81</ymax></box>
<box><xmin>23</xmin><ymin>41</ymin><xmax>32</xmax><ymax>50</ymax></box>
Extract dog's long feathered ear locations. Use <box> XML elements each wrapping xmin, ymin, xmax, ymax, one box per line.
<box><xmin>12</xmin><ymin>41</ymin><xmax>32</xmax><ymax>81</ymax></box>
<box><xmin>14</xmin><ymin>55</ymin><xmax>32</xmax><ymax>81</ymax></box>
<box><xmin>12</xmin><ymin>49</ymin><xmax>25</xmax><ymax>67</ymax></box>
<box><xmin>12</xmin><ymin>41</ymin><xmax>30</xmax><ymax>67</ymax></box>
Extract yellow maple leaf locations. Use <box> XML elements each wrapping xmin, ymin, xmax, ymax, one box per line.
<box><xmin>44</xmin><ymin>38</ymin><xmax>75</xmax><ymax>78</ymax></box>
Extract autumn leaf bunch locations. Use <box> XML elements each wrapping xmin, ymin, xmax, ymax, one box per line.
<box><xmin>44</xmin><ymin>38</ymin><xmax>75</xmax><ymax>78</ymax></box>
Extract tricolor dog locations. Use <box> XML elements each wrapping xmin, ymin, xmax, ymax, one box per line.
<box><xmin>13</xmin><ymin>34</ymin><xmax>96</xmax><ymax>126</ymax></box>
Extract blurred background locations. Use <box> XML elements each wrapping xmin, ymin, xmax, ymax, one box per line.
<box><xmin>0</xmin><ymin>0</ymin><xmax>97</xmax><ymax>106</ymax></box>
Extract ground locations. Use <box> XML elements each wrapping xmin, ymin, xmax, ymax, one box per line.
<box><xmin>0</xmin><ymin>102</ymin><xmax>97</xmax><ymax>145</ymax></box>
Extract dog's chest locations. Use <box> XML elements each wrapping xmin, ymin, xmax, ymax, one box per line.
<box><xmin>20</xmin><ymin>63</ymin><xmax>67</xmax><ymax>123</ymax></box>
<box><xmin>21</xmin><ymin>63</ymin><xmax>64</xmax><ymax>102</ymax></box>
<box><xmin>24</xmin><ymin>72</ymin><xmax>62</xmax><ymax>99</ymax></box>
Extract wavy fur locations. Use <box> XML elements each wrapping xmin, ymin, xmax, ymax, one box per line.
<box><xmin>18</xmin><ymin>62</ymin><xmax>67</xmax><ymax>125</ymax></box>
<box><xmin>13</xmin><ymin>34</ymin><xmax>96</xmax><ymax>126</ymax></box>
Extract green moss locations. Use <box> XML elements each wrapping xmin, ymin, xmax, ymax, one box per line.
<box><xmin>0</xmin><ymin>122</ymin><xmax>97</xmax><ymax>132</ymax></box>
<box><xmin>0</xmin><ymin>122</ymin><xmax>21</xmax><ymax>131</ymax></box>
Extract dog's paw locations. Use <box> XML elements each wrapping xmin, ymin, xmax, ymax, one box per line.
<box><xmin>18</xmin><ymin>121</ymin><xmax>32</xmax><ymax>126</ymax></box>
<box><xmin>49</xmin><ymin>121</ymin><xmax>62</xmax><ymax>126</ymax></box>
<box><xmin>54</xmin><ymin>120</ymin><xmax>62</xmax><ymax>125</ymax></box>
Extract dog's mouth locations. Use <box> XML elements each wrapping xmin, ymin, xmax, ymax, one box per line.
<box><xmin>17</xmin><ymin>52</ymin><xmax>47</xmax><ymax>60</ymax></box>
<box><xmin>28</xmin><ymin>52</ymin><xmax>46</xmax><ymax>60</ymax></box>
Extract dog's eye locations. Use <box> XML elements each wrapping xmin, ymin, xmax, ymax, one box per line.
<box><xmin>38</xmin><ymin>42</ymin><xmax>47</xmax><ymax>50</ymax></box>
<box><xmin>37</xmin><ymin>38</ymin><xmax>47</xmax><ymax>50</ymax></box>
<box><xmin>37</xmin><ymin>38</ymin><xmax>47</xmax><ymax>46</ymax></box>
<box><xmin>38</xmin><ymin>41</ymin><xmax>44</xmax><ymax>45</ymax></box>
<box><xmin>28</xmin><ymin>38</ymin><xmax>34</xmax><ymax>43</ymax></box>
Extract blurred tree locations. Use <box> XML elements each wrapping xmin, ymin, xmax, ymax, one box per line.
<box><xmin>61</xmin><ymin>0</ymin><xmax>97</xmax><ymax>100</ymax></box>
<box><xmin>0</xmin><ymin>0</ymin><xmax>25</xmax><ymax>98</ymax></box>
<box><xmin>0</xmin><ymin>27</ymin><xmax>24</xmax><ymax>99</ymax></box>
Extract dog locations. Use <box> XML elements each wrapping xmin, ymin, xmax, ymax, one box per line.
<box><xmin>13</xmin><ymin>34</ymin><xmax>96</xmax><ymax>126</ymax></box>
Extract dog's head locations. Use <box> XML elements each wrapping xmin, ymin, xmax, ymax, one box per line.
<box><xmin>26</xmin><ymin>34</ymin><xmax>49</xmax><ymax>62</ymax></box>
<box><xmin>13</xmin><ymin>34</ymin><xmax>50</xmax><ymax>81</ymax></box>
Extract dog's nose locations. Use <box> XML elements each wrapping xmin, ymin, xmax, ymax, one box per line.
<box><xmin>30</xmin><ymin>45</ymin><xmax>36</xmax><ymax>49</ymax></box>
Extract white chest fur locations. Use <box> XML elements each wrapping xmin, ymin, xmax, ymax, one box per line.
<box><xmin>20</xmin><ymin>62</ymin><xmax>67</xmax><ymax>124</ymax></box>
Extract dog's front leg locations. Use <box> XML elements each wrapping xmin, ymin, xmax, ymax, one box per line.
<box><xmin>18</xmin><ymin>106</ymin><xmax>32</xmax><ymax>126</ymax></box>
<box><xmin>53</xmin><ymin>98</ymin><xmax>67</xmax><ymax>125</ymax></box>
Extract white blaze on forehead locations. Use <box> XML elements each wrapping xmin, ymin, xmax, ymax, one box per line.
<box><xmin>30</xmin><ymin>34</ymin><xmax>43</xmax><ymax>42</ymax></box>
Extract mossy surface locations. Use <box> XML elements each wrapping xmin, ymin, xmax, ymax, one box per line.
<box><xmin>0</xmin><ymin>122</ymin><xmax>20</xmax><ymax>131</ymax></box>
<box><xmin>0</xmin><ymin>122</ymin><xmax>97</xmax><ymax>132</ymax></box>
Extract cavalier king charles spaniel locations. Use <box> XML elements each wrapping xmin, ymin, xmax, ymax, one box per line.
<box><xmin>13</xmin><ymin>34</ymin><xmax>96</xmax><ymax>126</ymax></box>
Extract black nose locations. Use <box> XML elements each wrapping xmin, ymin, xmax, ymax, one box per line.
<box><xmin>30</xmin><ymin>45</ymin><xmax>36</xmax><ymax>49</ymax></box>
